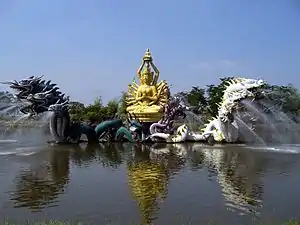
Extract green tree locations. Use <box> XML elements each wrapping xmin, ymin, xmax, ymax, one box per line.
<box><xmin>79</xmin><ymin>96</ymin><xmax>125</xmax><ymax>122</ymax></box>
<box><xmin>93</xmin><ymin>97</ymin><xmax>103</xmax><ymax>108</ymax></box>
<box><xmin>186</xmin><ymin>86</ymin><xmax>207</xmax><ymax>114</ymax></box>
<box><xmin>106</xmin><ymin>99</ymin><xmax>119</xmax><ymax>118</ymax></box>
<box><xmin>177</xmin><ymin>86</ymin><xmax>207</xmax><ymax>115</ymax></box>
<box><xmin>84</xmin><ymin>98</ymin><xmax>107</xmax><ymax>122</ymax></box>
<box><xmin>114</xmin><ymin>92</ymin><xmax>128</xmax><ymax>120</ymax></box>
<box><xmin>266</xmin><ymin>84</ymin><xmax>300</xmax><ymax>120</ymax></box>
<box><xmin>69</xmin><ymin>101</ymin><xmax>85</xmax><ymax>121</ymax></box>
<box><xmin>118</xmin><ymin>92</ymin><xmax>127</xmax><ymax>115</ymax></box>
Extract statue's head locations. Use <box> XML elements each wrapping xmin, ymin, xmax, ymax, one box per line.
<box><xmin>140</xmin><ymin>63</ymin><xmax>153</xmax><ymax>85</ymax></box>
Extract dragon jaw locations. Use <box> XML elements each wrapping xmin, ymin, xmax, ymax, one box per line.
<box><xmin>218</xmin><ymin>78</ymin><xmax>267</xmax><ymax>122</ymax></box>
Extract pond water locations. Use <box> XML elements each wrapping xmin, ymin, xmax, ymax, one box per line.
<box><xmin>0</xmin><ymin>128</ymin><xmax>300</xmax><ymax>225</ymax></box>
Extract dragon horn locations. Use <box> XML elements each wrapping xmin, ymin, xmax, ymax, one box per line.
<box><xmin>225</xmin><ymin>81</ymin><xmax>231</xmax><ymax>86</ymax></box>
<box><xmin>47</xmin><ymin>87</ymin><xmax>58</xmax><ymax>93</ymax></box>
<box><xmin>37</xmin><ymin>74</ymin><xmax>44</xmax><ymax>79</ymax></box>
<box><xmin>44</xmin><ymin>88</ymin><xmax>54</xmax><ymax>94</ymax></box>
<box><xmin>0</xmin><ymin>81</ymin><xmax>14</xmax><ymax>85</ymax></box>
<box><xmin>42</xmin><ymin>86</ymin><xmax>49</xmax><ymax>92</ymax></box>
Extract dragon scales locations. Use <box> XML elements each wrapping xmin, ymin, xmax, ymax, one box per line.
<box><xmin>1</xmin><ymin>75</ymin><xmax>89</xmax><ymax>143</ymax></box>
<box><xmin>2</xmin><ymin>75</ymin><xmax>145</xmax><ymax>144</ymax></box>
<box><xmin>148</xmin><ymin>77</ymin><xmax>266</xmax><ymax>143</ymax></box>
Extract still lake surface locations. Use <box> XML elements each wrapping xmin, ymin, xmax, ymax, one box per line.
<box><xmin>0</xmin><ymin>128</ymin><xmax>300</xmax><ymax>225</ymax></box>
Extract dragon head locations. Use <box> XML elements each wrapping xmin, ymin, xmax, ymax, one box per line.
<box><xmin>1</xmin><ymin>80</ymin><xmax>21</xmax><ymax>90</ymax></box>
<box><xmin>223</xmin><ymin>78</ymin><xmax>266</xmax><ymax>100</ymax></box>
<box><xmin>3</xmin><ymin>75</ymin><xmax>69</xmax><ymax>116</ymax></box>
<box><xmin>19</xmin><ymin>75</ymin><xmax>43</xmax><ymax>86</ymax></box>
<box><xmin>32</xmin><ymin>87</ymin><xmax>59</xmax><ymax>100</ymax></box>
<box><xmin>219</xmin><ymin>78</ymin><xmax>267</xmax><ymax>122</ymax></box>
<box><xmin>1</xmin><ymin>75</ymin><xmax>45</xmax><ymax>100</ymax></box>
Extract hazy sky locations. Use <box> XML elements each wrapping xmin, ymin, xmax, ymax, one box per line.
<box><xmin>0</xmin><ymin>0</ymin><xmax>299</xmax><ymax>104</ymax></box>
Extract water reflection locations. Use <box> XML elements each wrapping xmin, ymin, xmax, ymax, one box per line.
<box><xmin>127</xmin><ymin>143</ymin><xmax>186</xmax><ymax>225</ymax></box>
<box><xmin>6</xmin><ymin>141</ymin><xmax>300</xmax><ymax>224</ymax></box>
<box><xmin>69</xmin><ymin>143</ymin><xmax>127</xmax><ymax>168</ymax></box>
<box><xmin>10</xmin><ymin>148</ymin><xmax>70</xmax><ymax>210</ymax></box>
<box><xmin>193</xmin><ymin>145</ymin><xmax>264</xmax><ymax>216</ymax></box>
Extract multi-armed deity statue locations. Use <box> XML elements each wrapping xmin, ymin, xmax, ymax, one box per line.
<box><xmin>125</xmin><ymin>49</ymin><xmax>170</xmax><ymax>122</ymax></box>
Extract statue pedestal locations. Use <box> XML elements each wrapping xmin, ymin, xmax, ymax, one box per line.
<box><xmin>127</xmin><ymin>112</ymin><xmax>162</xmax><ymax>123</ymax></box>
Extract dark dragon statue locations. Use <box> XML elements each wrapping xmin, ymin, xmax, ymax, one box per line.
<box><xmin>2</xmin><ymin>75</ymin><xmax>144</xmax><ymax>144</ymax></box>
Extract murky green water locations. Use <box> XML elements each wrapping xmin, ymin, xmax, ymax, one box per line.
<box><xmin>0</xmin><ymin>128</ymin><xmax>300</xmax><ymax>225</ymax></box>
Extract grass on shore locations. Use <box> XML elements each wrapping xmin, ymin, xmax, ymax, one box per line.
<box><xmin>284</xmin><ymin>220</ymin><xmax>300</xmax><ymax>225</ymax></box>
<box><xmin>1</xmin><ymin>219</ymin><xmax>300</xmax><ymax>225</ymax></box>
<box><xmin>2</xmin><ymin>222</ymin><xmax>73</xmax><ymax>225</ymax></box>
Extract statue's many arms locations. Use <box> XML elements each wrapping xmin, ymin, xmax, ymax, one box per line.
<box><xmin>125</xmin><ymin>49</ymin><xmax>170</xmax><ymax>121</ymax></box>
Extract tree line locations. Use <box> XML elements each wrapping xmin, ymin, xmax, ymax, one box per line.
<box><xmin>68</xmin><ymin>77</ymin><xmax>300</xmax><ymax>123</ymax></box>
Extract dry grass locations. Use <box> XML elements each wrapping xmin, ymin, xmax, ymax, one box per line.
<box><xmin>2</xmin><ymin>221</ymin><xmax>77</xmax><ymax>225</ymax></box>
<box><xmin>1</xmin><ymin>220</ymin><xmax>300</xmax><ymax>225</ymax></box>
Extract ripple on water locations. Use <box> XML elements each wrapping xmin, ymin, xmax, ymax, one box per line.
<box><xmin>0</xmin><ymin>145</ymin><xmax>45</xmax><ymax>156</ymax></box>
<box><xmin>245</xmin><ymin>145</ymin><xmax>300</xmax><ymax>154</ymax></box>
<box><xmin>0</xmin><ymin>140</ymin><xmax>18</xmax><ymax>144</ymax></box>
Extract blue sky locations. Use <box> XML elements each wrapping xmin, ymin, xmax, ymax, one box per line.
<box><xmin>0</xmin><ymin>0</ymin><xmax>299</xmax><ymax>104</ymax></box>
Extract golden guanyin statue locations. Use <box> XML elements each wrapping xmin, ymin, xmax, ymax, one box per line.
<box><xmin>125</xmin><ymin>49</ymin><xmax>170</xmax><ymax>122</ymax></box>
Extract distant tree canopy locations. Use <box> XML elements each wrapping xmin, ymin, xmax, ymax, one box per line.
<box><xmin>69</xmin><ymin>97</ymin><xmax>119</xmax><ymax>122</ymax></box>
<box><xmin>66</xmin><ymin>77</ymin><xmax>300</xmax><ymax>123</ymax></box>
<box><xmin>176</xmin><ymin>77</ymin><xmax>234</xmax><ymax>120</ymax></box>
<box><xmin>68</xmin><ymin>92</ymin><xmax>129</xmax><ymax>122</ymax></box>
<box><xmin>2</xmin><ymin>77</ymin><xmax>299</xmax><ymax>123</ymax></box>
<box><xmin>264</xmin><ymin>84</ymin><xmax>300</xmax><ymax>120</ymax></box>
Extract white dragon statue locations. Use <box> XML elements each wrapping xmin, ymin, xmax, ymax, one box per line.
<box><xmin>149</xmin><ymin>77</ymin><xmax>266</xmax><ymax>143</ymax></box>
